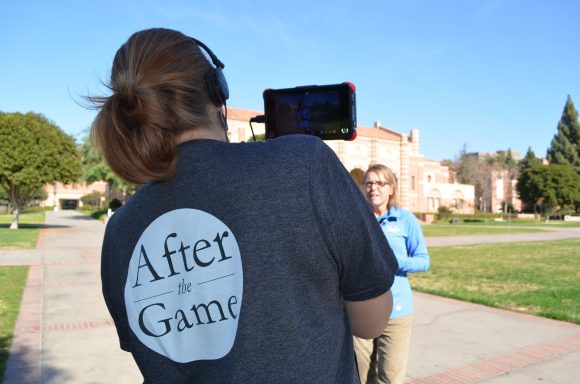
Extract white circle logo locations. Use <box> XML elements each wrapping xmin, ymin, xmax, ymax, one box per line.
<box><xmin>124</xmin><ymin>209</ymin><xmax>243</xmax><ymax>363</ymax></box>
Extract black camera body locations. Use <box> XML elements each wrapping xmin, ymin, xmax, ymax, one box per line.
<box><xmin>263</xmin><ymin>82</ymin><xmax>357</xmax><ymax>140</ymax></box>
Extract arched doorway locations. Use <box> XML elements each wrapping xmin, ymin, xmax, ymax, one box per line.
<box><xmin>427</xmin><ymin>189</ymin><xmax>441</xmax><ymax>212</ymax></box>
<box><xmin>452</xmin><ymin>190</ymin><xmax>465</xmax><ymax>211</ymax></box>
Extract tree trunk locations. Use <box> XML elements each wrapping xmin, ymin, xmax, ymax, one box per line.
<box><xmin>10</xmin><ymin>207</ymin><xmax>19</xmax><ymax>229</ymax></box>
<box><xmin>544</xmin><ymin>208</ymin><xmax>551</xmax><ymax>223</ymax></box>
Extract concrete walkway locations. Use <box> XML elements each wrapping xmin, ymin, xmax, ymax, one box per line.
<box><xmin>425</xmin><ymin>225</ymin><xmax>580</xmax><ymax>248</ymax></box>
<box><xmin>1</xmin><ymin>211</ymin><xmax>141</xmax><ymax>383</ymax></box>
<box><xmin>1</xmin><ymin>211</ymin><xmax>579</xmax><ymax>383</ymax></box>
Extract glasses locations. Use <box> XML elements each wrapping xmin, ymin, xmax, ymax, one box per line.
<box><xmin>364</xmin><ymin>181</ymin><xmax>388</xmax><ymax>189</ymax></box>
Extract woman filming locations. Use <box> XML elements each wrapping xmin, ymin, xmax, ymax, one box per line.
<box><xmin>91</xmin><ymin>28</ymin><xmax>398</xmax><ymax>383</ymax></box>
<box><xmin>354</xmin><ymin>164</ymin><xmax>430</xmax><ymax>384</ymax></box>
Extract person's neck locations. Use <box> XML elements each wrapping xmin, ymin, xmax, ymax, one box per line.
<box><xmin>373</xmin><ymin>206</ymin><xmax>388</xmax><ymax>217</ymax></box>
<box><xmin>175</xmin><ymin>126</ymin><xmax>227</xmax><ymax>144</ymax></box>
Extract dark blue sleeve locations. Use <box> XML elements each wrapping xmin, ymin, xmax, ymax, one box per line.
<box><xmin>308</xmin><ymin>139</ymin><xmax>398</xmax><ymax>301</ymax></box>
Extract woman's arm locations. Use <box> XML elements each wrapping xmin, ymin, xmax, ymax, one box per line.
<box><xmin>345</xmin><ymin>290</ymin><xmax>393</xmax><ymax>339</ymax></box>
<box><xmin>398</xmin><ymin>212</ymin><xmax>430</xmax><ymax>273</ymax></box>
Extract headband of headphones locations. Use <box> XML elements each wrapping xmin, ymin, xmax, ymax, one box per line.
<box><xmin>191</xmin><ymin>37</ymin><xmax>229</xmax><ymax>107</ymax></box>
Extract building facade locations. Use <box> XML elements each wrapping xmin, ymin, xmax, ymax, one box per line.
<box><xmin>43</xmin><ymin>181</ymin><xmax>108</xmax><ymax>210</ymax></box>
<box><xmin>477</xmin><ymin>169</ymin><xmax>522</xmax><ymax>213</ymax></box>
<box><xmin>467</xmin><ymin>152</ymin><xmax>524</xmax><ymax>213</ymax></box>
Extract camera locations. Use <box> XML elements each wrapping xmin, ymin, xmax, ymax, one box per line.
<box><xmin>263</xmin><ymin>82</ymin><xmax>357</xmax><ymax>140</ymax></box>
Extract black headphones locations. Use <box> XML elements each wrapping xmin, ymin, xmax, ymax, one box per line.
<box><xmin>191</xmin><ymin>38</ymin><xmax>229</xmax><ymax>107</ymax></box>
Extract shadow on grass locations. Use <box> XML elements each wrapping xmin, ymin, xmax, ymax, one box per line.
<box><xmin>0</xmin><ymin>224</ymin><xmax>69</xmax><ymax>229</ymax></box>
<box><xmin>68</xmin><ymin>215</ymin><xmax>99</xmax><ymax>221</ymax></box>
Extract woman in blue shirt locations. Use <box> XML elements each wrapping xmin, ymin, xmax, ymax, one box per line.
<box><xmin>354</xmin><ymin>164</ymin><xmax>430</xmax><ymax>384</ymax></box>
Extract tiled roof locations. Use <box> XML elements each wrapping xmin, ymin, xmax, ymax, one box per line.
<box><xmin>226</xmin><ymin>107</ymin><xmax>263</xmax><ymax>122</ymax></box>
<box><xmin>356</xmin><ymin>126</ymin><xmax>402</xmax><ymax>141</ymax></box>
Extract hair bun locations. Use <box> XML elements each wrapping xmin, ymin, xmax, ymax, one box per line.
<box><xmin>112</xmin><ymin>79</ymin><xmax>147</xmax><ymax>127</ymax></box>
<box><xmin>115</xmin><ymin>79</ymin><xmax>141</xmax><ymax>110</ymax></box>
<box><xmin>91</xmin><ymin>28</ymin><xmax>215</xmax><ymax>184</ymax></box>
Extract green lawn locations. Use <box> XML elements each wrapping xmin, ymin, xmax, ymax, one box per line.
<box><xmin>0</xmin><ymin>212</ymin><xmax>45</xmax><ymax>249</ymax></box>
<box><xmin>0</xmin><ymin>266</ymin><xmax>29</xmax><ymax>382</ymax></box>
<box><xmin>0</xmin><ymin>212</ymin><xmax>45</xmax><ymax>225</ymax></box>
<box><xmin>410</xmin><ymin>239</ymin><xmax>580</xmax><ymax>324</ymax></box>
<box><xmin>421</xmin><ymin>224</ymin><xmax>547</xmax><ymax>237</ymax></box>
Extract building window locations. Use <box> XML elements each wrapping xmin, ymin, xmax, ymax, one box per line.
<box><xmin>428</xmin><ymin>197</ymin><xmax>440</xmax><ymax>211</ymax></box>
<box><xmin>427</xmin><ymin>175</ymin><xmax>432</xmax><ymax>183</ymax></box>
<box><xmin>411</xmin><ymin>176</ymin><xmax>415</xmax><ymax>191</ymax></box>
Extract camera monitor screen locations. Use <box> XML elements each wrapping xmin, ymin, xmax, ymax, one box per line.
<box><xmin>263</xmin><ymin>83</ymin><xmax>356</xmax><ymax>140</ymax></box>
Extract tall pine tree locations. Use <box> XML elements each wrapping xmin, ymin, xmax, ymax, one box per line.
<box><xmin>520</xmin><ymin>147</ymin><xmax>542</xmax><ymax>171</ymax></box>
<box><xmin>547</xmin><ymin>95</ymin><xmax>580</xmax><ymax>172</ymax></box>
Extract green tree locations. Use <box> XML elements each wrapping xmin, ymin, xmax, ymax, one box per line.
<box><xmin>80</xmin><ymin>191</ymin><xmax>105</xmax><ymax>209</ymax></box>
<box><xmin>489</xmin><ymin>148</ymin><xmax>519</xmax><ymax>182</ymax></box>
<box><xmin>0</xmin><ymin>185</ymin><xmax>7</xmax><ymax>203</ymax></box>
<box><xmin>504</xmin><ymin>149</ymin><xmax>517</xmax><ymax>172</ymax></box>
<box><xmin>516</xmin><ymin>163</ymin><xmax>580</xmax><ymax>219</ymax></box>
<box><xmin>519</xmin><ymin>147</ymin><xmax>542</xmax><ymax>171</ymax></box>
<box><xmin>247</xmin><ymin>133</ymin><xmax>266</xmax><ymax>142</ymax></box>
<box><xmin>484</xmin><ymin>149</ymin><xmax>517</xmax><ymax>172</ymax></box>
<box><xmin>440</xmin><ymin>159</ymin><xmax>456</xmax><ymax>183</ymax></box>
<box><xmin>79</xmin><ymin>133</ymin><xmax>135</xmax><ymax>203</ymax></box>
<box><xmin>455</xmin><ymin>144</ymin><xmax>480</xmax><ymax>185</ymax></box>
<box><xmin>547</xmin><ymin>95</ymin><xmax>580</xmax><ymax>172</ymax></box>
<box><xmin>0</xmin><ymin>112</ymin><xmax>82</xmax><ymax>228</ymax></box>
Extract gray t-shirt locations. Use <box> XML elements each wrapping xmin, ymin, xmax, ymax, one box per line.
<box><xmin>101</xmin><ymin>135</ymin><xmax>397</xmax><ymax>383</ymax></box>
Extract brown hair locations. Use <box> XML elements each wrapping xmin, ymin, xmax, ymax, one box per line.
<box><xmin>364</xmin><ymin>164</ymin><xmax>399</xmax><ymax>210</ymax></box>
<box><xmin>89</xmin><ymin>28</ymin><xmax>216</xmax><ymax>184</ymax></box>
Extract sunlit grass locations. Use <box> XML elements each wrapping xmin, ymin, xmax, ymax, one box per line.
<box><xmin>0</xmin><ymin>266</ymin><xmax>29</xmax><ymax>382</ymax></box>
<box><xmin>411</xmin><ymin>239</ymin><xmax>580</xmax><ymax>323</ymax></box>
<box><xmin>0</xmin><ymin>212</ymin><xmax>44</xmax><ymax>225</ymax></box>
<box><xmin>421</xmin><ymin>224</ymin><xmax>547</xmax><ymax>237</ymax></box>
<box><xmin>0</xmin><ymin>212</ymin><xmax>45</xmax><ymax>249</ymax></box>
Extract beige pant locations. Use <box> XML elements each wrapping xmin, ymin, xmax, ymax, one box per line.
<box><xmin>353</xmin><ymin>315</ymin><xmax>413</xmax><ymax>384</ymax></box>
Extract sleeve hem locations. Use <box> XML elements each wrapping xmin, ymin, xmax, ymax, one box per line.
<box><xmin>343</xmin><ymin>278</ymin><xmax>392</xmax><ymax>302</ymax></box>
<box><xmin>120</xmin><ymin>340</ymin><xmax>131</xmax><ymax>352</ymax></box>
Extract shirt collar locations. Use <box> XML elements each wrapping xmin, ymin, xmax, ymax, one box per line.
<box><xmin>377</xmin><ymin>206</ymin><xmax>401</xmax><ymax>225</ymax></box>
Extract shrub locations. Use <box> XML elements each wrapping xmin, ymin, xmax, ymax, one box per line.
<box><xmin>91</xmin><ymin>209</ymin><xmax>108</xmax><ymax>221</ymax></box>
<box><xmin>436</xmin><ymin>206</ymin><xmax>454</xmax><ymax>222</ymax></box>
<box><xmin>463</xmin><ymin>218</ymin><xmax>485</xmax><ymax>223</ymax></box>
<box><xmin>81</xmin><ymin>191</ymin><xmax>104</xmax><ymax>209</ymax></box>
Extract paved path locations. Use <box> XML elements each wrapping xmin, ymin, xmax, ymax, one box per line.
<box><xmin>425</xmin><ymin>226</ymin><xmax>580</xmax><ymax>247</ymax></box>
<box><xmin>1</xmin><ymin>211</ymin><xmax>579</xmax><ymax>383</ymax></box>
<box><xmin>1</xmin><ymin>211</ymin><xmax>141</xmax><ymax>383</ymax></box>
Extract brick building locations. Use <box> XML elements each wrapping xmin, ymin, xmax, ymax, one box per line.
<box><xmin>43</xmin><ymin>181</ymin><xmax>108</xmax><ymax>210</ymax></box>
<box><xmin>466</xmin><ymin>152</ymin><xmax>524</xmax><ymax>213</ymax></box>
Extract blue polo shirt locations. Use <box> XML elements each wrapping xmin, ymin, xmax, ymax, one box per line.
<box><xmin>378</xmin><ymin>206</ymin><xmax>430</xmax><ymax>319</ymax></box>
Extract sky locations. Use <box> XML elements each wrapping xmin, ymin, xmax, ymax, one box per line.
<box><xmin>1</xmin><ymin>0</ymin><xmax>579</xmax><ymax>161</ymax></box>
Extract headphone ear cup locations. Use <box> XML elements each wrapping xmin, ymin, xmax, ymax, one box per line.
<box><xmin>207</xmin><ymin>68</ymin><xmax>229</xmax><ymax>106</ymax></box>
<box><xmin>215</xmin><ymin>68</ymin><xmax>229</xmax><ymax>102</ymax></box>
